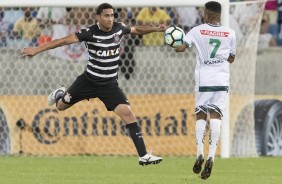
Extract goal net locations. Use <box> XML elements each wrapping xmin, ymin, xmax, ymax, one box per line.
<box><xmin>229</xmin><ymin>1</ymin><xmax>265</xmax><ymax>157</ymax></box>
<box><xmin>0</xmin><ymin>0</ymin><xmax>264</xmax><ymax>157</ymax></box>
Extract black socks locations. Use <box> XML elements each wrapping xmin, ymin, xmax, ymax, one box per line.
<box><xmin>126</xmin><ymin>122</ymin><xmax>147</xmax><ymax>157</ymax></box>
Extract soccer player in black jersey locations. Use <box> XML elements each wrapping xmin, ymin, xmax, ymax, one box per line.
<box><xmin>21</xmin><ymin>3</ymin><xmax>167</xmax><ymax>166</ymax></box>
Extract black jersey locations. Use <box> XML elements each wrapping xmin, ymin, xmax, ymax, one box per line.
<box><xmin>75</xmin><ymin>22</ymin><xmax>131</xmax><ymax>84</ymax></box>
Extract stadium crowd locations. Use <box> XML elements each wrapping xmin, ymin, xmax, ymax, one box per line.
<box><xmin>0</xmin><ymin>1</ymin><xmax>281</xmax><ymax>49</ymax></box>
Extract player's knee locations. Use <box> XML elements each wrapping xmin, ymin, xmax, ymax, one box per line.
<box><xmin>115</xmin><ymin>104</ymin><xmax>135</xmax><ymax>119</ymax></box>
<box><xmin>120</xmin><ymin>108</ymin><xmax>133</xmax><ymax>118</ymax></box>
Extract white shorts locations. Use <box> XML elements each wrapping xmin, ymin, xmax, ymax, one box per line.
<box><xmin>195</xmin><ymin>91</ymin><xmax>228</xmax><ymax>117</ymax></box>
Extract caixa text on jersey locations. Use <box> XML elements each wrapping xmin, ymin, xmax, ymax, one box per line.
<box><xmin>31</xmin><ymin>108</ymin><xmax>190</xmax><ymax>144</ymax></box>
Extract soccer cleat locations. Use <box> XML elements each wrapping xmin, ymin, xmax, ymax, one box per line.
<box><xmin>139</xmin><ymin>153</ymin><xmax>163</xmax><ymax>166</ymax></box>
<box><xmin>193</xmin><ymin>154</ymin><xmax>204</xmax><ymax>174</ymax></box>
<box><xmin>47</xmin><ymin>85</ymin><xmax>66</xmax><ymax>106</ymax></box>
<box><xmin>201</xmin><ymin>157</ymin><xmax>213</xmax><ymax>180</ymax></box>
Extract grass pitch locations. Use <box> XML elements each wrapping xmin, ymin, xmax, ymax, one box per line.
<box><xmin>0</xmin><ymin>156</ymin><xmax>281</xmax><ymax>184</ymax></box>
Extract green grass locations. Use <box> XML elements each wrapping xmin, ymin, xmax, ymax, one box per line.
<box><xmin>0</xmin><ymin>156</ymin><xmax>281</xmax><ymax>184</ymax></box>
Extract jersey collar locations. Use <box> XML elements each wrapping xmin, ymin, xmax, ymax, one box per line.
<box><xmin>206</xmin><ymin>23</ymin><xmax>221</xmax><ymax>27</ymax></box>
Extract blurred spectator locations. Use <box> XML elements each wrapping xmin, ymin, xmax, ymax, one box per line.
<box><xmin>231</xmin><ymin>2</ymin><xmax>263</xmax><ymax>47</ymax></box>
<box><xmin>36</xmin><ymin>7</ymin><xmax>68</xmax><ymax>45</ymax></box>
<box><xmin>67</xmin><ymin>7</ymin><xmax>95</xmax><ymax>26</ymax></box>
<box><xmin>114</xmin><ymin>8</ymin><xmax>128</xmax><ymax>23</ymax></box>
<box><xmin>13</xmin><ymin>7</ymin><xmax>40</xmax><ymax>47</ymax></box>
<box><xmin>175</xmin><ymin>7</ymin><xmax>202</xmax><ymax>33</ymax></box>
<box><xmin>2</xmin><ymin>7</ymin><xmax>23</xmax><ymax>25</ymax></box>
<box><xmin>258</xmin><ymin>19</ymin><xmax>277</xmax><ymax>50</ymax></box>
<box><xmin>0</xmin><ymin>11</ymin><xmax>10</xmax><ymax>47</ymax></box>
<box><xmin>1</xmin><ymin>8</ymin><xmax>25</xmax><ymax>48</ymax></box>
<box><xmin>118</xmin><ymin>7</ymin><xmax>141</xmax><ymax>80</ymax></box>
<box><xmin>278</xmin><ymin>0</ymin><xmax>282</xmax><ymax>38</ymax></box>
<box><xmin>82</xmin><ymin>8</ymin><xmax>96</xmax><ymax>26</ymax></box>
<box><xmin>37</xmin><ymin>7</ymin><xmax>67</xmax><ymax>25</ymax></box>
<box><xmin>0</xmin><ymin>15</ymin><xmax>8</xmax><ymax>47</ymax></box>
<box><xmin>126</xmin><ymin>7</ymin><xmax>140</xmax><ymax>24</ymax></box>
<box><xmin>136</xmin><ymin>7</ymin><xmax>170</xmax><ymax>46</ymax></box>
<box><xmin>165</xmin><ymin>7</ymin><xmax>178</xmax><ymax>25</ymax></box>
<box><xmin>197</xmin><ymin>7</ymin><xmax>205</xmax><ymax>24</ymax></box>
<box><xmin>43</xmin><ymin>7</ymin><xmax>89</xmax><ymax>61</ymax></box>
<box><xmin>264</xmin><ymin>0</ymin><xmax>277</xmax><ymax>24</ymax></box>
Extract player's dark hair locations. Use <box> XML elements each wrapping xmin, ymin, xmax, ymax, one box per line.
<box><xmin>205</xmin><ymin>1</ymin><xmax>222</xmax><ymax>14</ymax></box>
<box><xmin>96</xmin><ymin>3</ymin><xmax>114</xmax><ymax>15</ymax></box>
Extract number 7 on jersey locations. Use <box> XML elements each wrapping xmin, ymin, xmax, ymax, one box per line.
<box><xmin>209</xmin><ymin>38</ymin><xmax>221</xmax><ymax>58</ymax></box>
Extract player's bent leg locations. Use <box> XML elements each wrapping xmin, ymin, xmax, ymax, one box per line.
<box><xmin>114</xmin><ymin>104</ymin><xmax>162</xmax><ymax>166</ymax></box>
<box><xmin>114</xmin><ymin>104</ymin><xmax>136</xmax><ymax>123</ymax></box>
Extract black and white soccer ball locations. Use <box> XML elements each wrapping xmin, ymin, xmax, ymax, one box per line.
<box><xmin>164</xmin><ymin>26</ymin><xmax>185</xmax><ymax>48</ymax></box>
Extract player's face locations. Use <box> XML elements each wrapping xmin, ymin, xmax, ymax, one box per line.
<box><xmin>97</xmin><ymin>9</ymin><xmax>114</xmax><ymax>31</ymax></box>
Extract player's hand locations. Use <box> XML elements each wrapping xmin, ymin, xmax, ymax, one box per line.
<box><xmin>21</xmin><ymin>47</ymin><xmax>38</xmax><ymax>57</ymax></box>
<box><xmin>157</xmin><ymin>24</ymin><xmax>167</xmax><ymax>32</ymax></box>
<box><xmin>175</xmin><ymin>44</ymin><xmax>187</xmax><ymax>52</ymax></box>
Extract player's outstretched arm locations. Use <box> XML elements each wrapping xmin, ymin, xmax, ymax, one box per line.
<box><xmin>130</xmin><ymin>24</ymin><xmax>167</xmax><ymax>35</ymax></box>
<box><xmin>21</xmin><ymin>34</ymin><xmax>79</xmax><ymax>57</ymax></box>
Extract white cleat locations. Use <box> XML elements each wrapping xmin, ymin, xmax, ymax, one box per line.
<box><xmin>139</xmin><ymin>153</ymin><xmax>163</xmax><ymax>166</ymax></box>
<box><xmin>47</xmin><ymin>85</ymin><xmax>66</xmax><ymax>106</ymax></box>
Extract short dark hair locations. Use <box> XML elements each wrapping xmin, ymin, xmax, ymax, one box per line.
<box><xmin>205</xmin><ymin>1</ymin><xmax>222</xmax><ymax>14</ymax></box>
<box><xmin>96</xmin><ymin>3</ymin><xmax>114</xmax><ymax>15</ymax></box>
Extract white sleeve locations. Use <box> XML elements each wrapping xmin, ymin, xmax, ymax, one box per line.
<box><xmin>183</xmin><ymin>28</ymin><xmax>196</xmax><ymax>48</ymax></box>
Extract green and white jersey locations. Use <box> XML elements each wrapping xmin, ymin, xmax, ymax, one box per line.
<box><xmin>184</xmin><ymin>23</ymin><xmax>236</xmax><ymax>92</ymax></box>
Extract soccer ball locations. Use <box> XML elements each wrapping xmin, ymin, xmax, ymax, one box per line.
<box><xmin>164</xmin><ymin>26</ymin><xmax>185</xmax><ymax>48</ymax></box>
